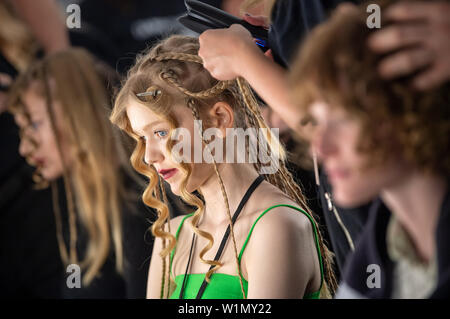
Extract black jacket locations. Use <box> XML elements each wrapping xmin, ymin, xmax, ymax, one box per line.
<box><xmin>340</xmin><ymin>192</ymin><xmax>450</xmax><ymax>298</ymax></box>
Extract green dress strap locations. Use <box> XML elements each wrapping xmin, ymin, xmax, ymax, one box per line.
<box><xmin>169</xmin><ymin>206</ymin><xmax>324</xmax><ymax>299</ymax></box>
<box><xmin>169</xmin><ymin>213</ymin><xmax>194</xmax><ymax>277</ymax></box>
<box><xmin>237</xmin><ymin>204</ymin><xmax>324</xmax><ymax>297</ymax></box>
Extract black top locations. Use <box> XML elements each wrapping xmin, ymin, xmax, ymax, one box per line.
<box><xmin>0</xmin><ymin>112</ymin><xmax>65</xmax><ymax>298</ymax></box>
<box><xmin>269</xmin><ymin>0</ymin><xmax>361</xmax><ymax>67</ymax></box>
<box><xmin>341</xmin><ymin>191</ymin><xmax>450</xmax><ymax>298</ymax></box>
<box><xmin>269</xmin><ymin>0</ymin><xmax>325</xmax><ymax>67</ymax></box>
<box><xmin>60</xmin><ymin>176</ymin><xmax>156</xmax><ymax>299</ymax></box>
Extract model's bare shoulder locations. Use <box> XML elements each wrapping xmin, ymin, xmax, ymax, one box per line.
<box><xmin>242</xmin><ymin>204</ymin><xmax>318</xmax><ymax>298</ymax></box>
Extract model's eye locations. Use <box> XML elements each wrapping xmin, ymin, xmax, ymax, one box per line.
<box><xmin>154</xmin><ymin>130</ymin><xmax>168</xmax><ymax>138</ymax></box>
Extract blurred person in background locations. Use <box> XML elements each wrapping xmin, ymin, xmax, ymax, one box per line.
<box><xmin>196</xmin><ymin>0</ymin><xmax>450</xmax><ymax>277</ymax></box>
<box><xmin>0</xmin><ymin>0</ymin><xmax>70</xmax><ymax>298</ymax></box>
<box><xmin>290</xmin><ymin>0</ymin><xmax>450</xmax><ymax>298</ymax></box>
<box><xmin>7</xmin><ymin>48</ymin><xmax>155</xmax><ymax>298</ymax></box>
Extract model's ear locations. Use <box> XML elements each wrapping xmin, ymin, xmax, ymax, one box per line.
<box><xmin>207</xmin><ymin>101</ymin><xmax>234</xmax><ymax>137</ymax></box>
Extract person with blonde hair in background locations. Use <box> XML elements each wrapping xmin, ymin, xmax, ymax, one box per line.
<box><xmin>0</xmin><ymin>0</ymin><xmax>70</xmax><ymax>297</ymax></box>
<box><xmin>8</xmin><ymin>48</ymin><xmax>155</xmax><ymax>298</ymax></box>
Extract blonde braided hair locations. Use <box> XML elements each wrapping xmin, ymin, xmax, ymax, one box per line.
<box><xmin>110</xmin><ymin>35</ymin><xmax>336</xmax><ymax>298</ymax></box>
<box><xmin>157</xmin><ymin>58</ymin><xmax>247</xmax><ymax>297</ymax></box>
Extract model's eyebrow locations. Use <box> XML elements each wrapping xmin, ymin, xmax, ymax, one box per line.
<box><xmin>134</xmin><ymin>120</ymin><xmax>166</xmax><ymax>135</ymax></box>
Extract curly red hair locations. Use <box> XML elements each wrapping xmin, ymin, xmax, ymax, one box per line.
<box><xmin>290</xmin><ymin>0</ymin><xmax>450</xmax><ymax>177</ymax></box>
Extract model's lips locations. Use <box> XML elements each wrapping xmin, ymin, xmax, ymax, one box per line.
<box><xmin>32</xmin><ymin>157</ymin><xmax>45</xmax><ymax>167</ymax></box>
<box><xmin>158</xmin><ymin>168</ymin><xmax>178</xmax><ymax>180</ymax></box>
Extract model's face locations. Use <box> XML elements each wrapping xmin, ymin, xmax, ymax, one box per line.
<box><xmin>126</xmin><ymin>99</ymin><xmax>216</xmax><ymax>196</ymax></box>
<box><xmin>15</xmin><ymin>86</ymin><xmax>71</xmax><ymax>181</ymax></box>
<box><xmin>309</xmin><ymin>101</ymin><xmax>408</xmax><ymax>208</ymax></box>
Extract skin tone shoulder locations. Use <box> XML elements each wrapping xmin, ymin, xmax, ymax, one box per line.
<box><xmin>126</xmin><ymin>98</ymin><xmax>321</xmax><ymax>298</ymax></box>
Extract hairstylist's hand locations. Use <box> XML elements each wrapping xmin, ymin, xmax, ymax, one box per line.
<box><xmin>199</xmin><ymin>24</ymin><xmax>261</xmax><ymax>80</ymax></box>
<box><xmin>368</xmin><ymin>1</ymin><xmax>450</xmax><ymax>90</ymax></box>
<box><xmin>243</xmin><ymin>14</ymin><xmax>274</xmax><ymax>60</ymax></box>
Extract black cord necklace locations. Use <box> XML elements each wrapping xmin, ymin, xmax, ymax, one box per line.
<box><xmin>178</xmin><ymin>175</ymin><xmax>265</xmax><ymax>299</ymax></box>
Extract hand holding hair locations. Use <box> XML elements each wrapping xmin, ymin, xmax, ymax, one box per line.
<box><xmin>199</xmin><ymin>24</ymin><xmax>262</xmax><ymax>81</ymax></box>
<box><xmin>368</xmin><ymin>0</ymin><xmax>450</xmax><ymax>90</ymax></box>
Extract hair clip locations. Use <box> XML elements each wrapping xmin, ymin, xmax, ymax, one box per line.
<box><xmin>136</xmin><ymin>90</ymin><xmax>161</xmax><ymax>98</ymax></box>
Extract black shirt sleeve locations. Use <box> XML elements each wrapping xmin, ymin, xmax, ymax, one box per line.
<box><xmin>269</xmin><ymin>0</ymin><xmax>325</xmax><ymax>68</ymax></box>
<box><xmin>269</xmin><ymin>0</ymin><xmax>361</xmax><ymax>68</ymax></box>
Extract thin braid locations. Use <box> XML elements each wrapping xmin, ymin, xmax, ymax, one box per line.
<box><xmin>155</xmin><ymin>177</ymin><xmax>167</xmax><ymax>299</ymax></box>
<box><xmin>152</xmin><ymin>52</ymin><xmax>203</xmax><ymax>64</ymax></box>
<box><xmin>160</xmin><ymin>71</ymin><xmax>233</xmax><ymax>99</ymax></box>
<box><xmin>242</xmin><ymin>101</ymin><xmax>261</xmax><ymax>168</ymax></box>
<box><xmin>160</xmin><ymin>233</ymin><xmax>167</xmax><ymax>299</ymax></box>
<box><xmin>153</xmin><ymin>52</ymin><xmax>234</xmax><ymax>99</ymax></box>
<box><xmin>234</xmin><ymin>76</ymin><xmax>338</xmax><ymax>295</ymax></box>
<box><xmin>229</xmin><ymin>85</ymin><xmax>259</xmax><ymax>170</ymax></box>
<box><xmin>186</xmin><ymin>98</ymin><xmax>246</xmax><ymax>299</ymax></box>
<box><xmin>236</xmin><ymin>77</ymin><xmax>267</xmax><ymax>128</ymax></box>
<box><xmin>159</xmin><ymin>178</ymin><xmax>173</xmax><ymax>298</ymax></box>
<box><xmin>279</xmin><ymin>164</ymin><xmax>309</xmax><ymax>209</ymax></box>
<box><xmin>236</xmin><ymin>77</ymin><xmax>282</xmax><ymax>179</ymax></box>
